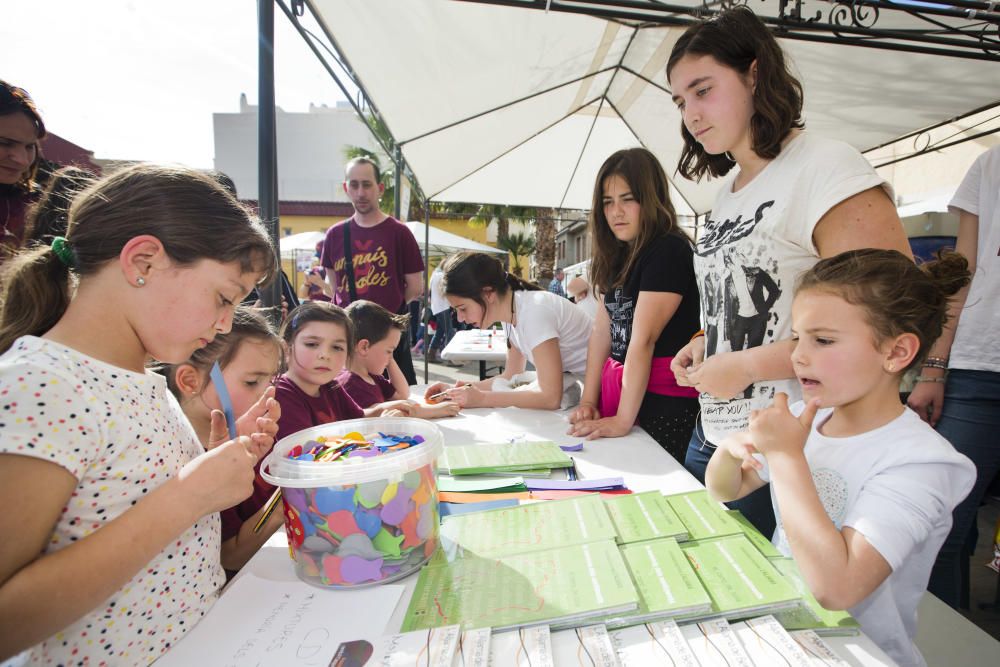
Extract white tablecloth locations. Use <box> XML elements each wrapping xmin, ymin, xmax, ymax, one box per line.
<box><xmin>440</xmin><ymin>329</ymin><xmax>508</xmax><ymax>362</ymax></box>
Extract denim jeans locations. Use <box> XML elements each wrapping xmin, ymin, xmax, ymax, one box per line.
<box><xmin>927</xmin><ymin>369</ymin><xmax>1000</xmax><ymax>609</ymax></box>
<box><xmin>683</xmin><ymin>417</ymin><xmax>777</xmax><ymax>540</ymax></box>
<box><xmin>429</xmin><ymin>310</ymin><xmax>455</xmax><ymax>352</ymax></box>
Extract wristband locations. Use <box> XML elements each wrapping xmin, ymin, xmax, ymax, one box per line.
<box><xmin>690</xmin><ymin>329</ymin><xmax>705</xmax><ymax>341</ymax></box>
<box><xmin>915</xmin><ymin>375</ymin><xmax>947</xmax><ymax>383</ymax></box>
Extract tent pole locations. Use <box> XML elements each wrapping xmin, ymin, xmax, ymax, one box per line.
<box><xmin>257</xmin><ymin>0</ymin><xmax>281</xmax><ymax>326</ymax></box>
<box><xmin>423</xmin><ymin>200</ymin><xmax>431</xmax><ymax>384</ymax></box>
<box><xmin>394</xmin><ymin>145</ymin><xmax>403</xmax><ymax>220</ymax></box>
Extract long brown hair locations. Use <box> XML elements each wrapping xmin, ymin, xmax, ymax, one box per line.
<box><xmin>0</xmin><ymin>163</ymin><xmax>277</xmax><ymax>353</ymax></box>
<box><xmin>589</xmin><ymin>147</ymin><xmax>686</xmax><ymax>293</ymax></box>
<box><xmin>441</xmin><ymin>252</ymin><xmax>542</xmax><ymax>316</ymax></box>
<box><xmin>797</xmin><ymin>249</ymin><xmax>970</xmax><ymax>371</ymax></box>
<box><xmin>0</xmin><ymin>80</ymin><xmax>46</xmax><ymax>192</ymax></box>
<box><xmin>666</xmin><ymin>7</ymin><xmax>804</xmax><ymax>181</ymax></box>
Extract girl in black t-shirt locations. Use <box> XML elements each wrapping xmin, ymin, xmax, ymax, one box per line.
<box><xmin>568</xmin><ymin>148</ymin><xmax>701</xmax><ymax>461</ymax></box>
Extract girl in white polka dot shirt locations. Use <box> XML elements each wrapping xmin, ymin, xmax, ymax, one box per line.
<box><xmin>0</xmin><ymin>165</ymin><xmax>280</xmax><ymax>665</ymax></box>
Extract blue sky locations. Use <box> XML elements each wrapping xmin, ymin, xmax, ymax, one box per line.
<box><xmin>1</xmin><ymin>0</ymin><xmax>352</xmax><ymax>167</ymax></box>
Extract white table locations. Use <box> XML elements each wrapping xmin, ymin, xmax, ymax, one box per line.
<box><xmin>440</xmin><ymin>329</ymin><xmax>507</xmax><ymax>379</ymax></box>
<box><xmin>234</xmin><ymin>406</ymin><xmax>914</xmax><ymax>665</ymax></box>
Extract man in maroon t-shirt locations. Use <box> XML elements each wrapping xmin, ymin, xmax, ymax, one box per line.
<box><xmin>320</xmin><ymin>157</ymin><xmax>424</xmax><ymax>384</ymax></box>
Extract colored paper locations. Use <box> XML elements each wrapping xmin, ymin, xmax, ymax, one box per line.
<box><xmin>681</xmin><ymin>535</ymin><xmax>803</xmax><ymax>619</ymax></box>
<box><xmin>769</xmin><ymin>558</ymin><xmax>861</xmax><ymax>635</ymax></box>
<box><xmin>438</xmin><ymin>491</ymin><xmax>533</xmax><ymax>504</ymax></box>
<box><xmin>439</xmin><ymin>499</ymin><xmax>521</xmax><ymax>518</ymax></box>
<box><xmin>436</xmin><ymin>476</ymin><xmax>528</xmax><ymax>493</ymax></box>
<box><xmin>402</xmin><ymin>540</ymin><xmax>639</xmax><ymax>632</ymax></box>
<box><xmin>603</xmin><ymin>491</ymin><xmax>688</xmax><ymax>545</ymax></box>
<box><xmin>440</xmin><ymin>441</ymin><xmax>573</xmax><ymax>476</ymax></box>
<box><xmin>525</xmin><ymin>477</ymin><xmax>624</xmax><ymax>491</ymax></box>
<box><xmin>439</xmin><ymin>494</ymin><xmax>618</xmax><ymax>560</ymax></box>
<box><xmin>664</xmin><ymin>490</ymin><xmax>743</xmax><ymax>541</ymax></box>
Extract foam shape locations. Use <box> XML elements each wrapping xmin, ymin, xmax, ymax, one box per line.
<box><xmin>327</xmin><ymin>510</ymin><xmax>362</xmax><ymax>538</ymax></box>
<box><xmin>302</xmin><ymin>535</ymin><xmax>332</xmax><ymax>553</ymax></box>
<box><xmin>416</xmin><ymin>503</ymin><xmax>435</xmax><ymax>540</ymax></box>
<box><xmin>373</xmin><ymin>528</ymin><xmax>405</xmax><ymax>558</ymax></box>
<box><xmin>314</xmin><ymin>487</ymin><xmax>357</xmax><ymax>514</ymax></box>
<box><xmin>410</xmin><ymin>478</ymin><xmax>431</xmax><ymax>506</ymax></box>
<box><xmin>380</xmin><ymin>482</ymin><xmax>400</xmax><ymax>506</ymax></box>
<box><xmin>336</xmin><ymin>532</ymin><xmax>382</xmax><ymax>560</ymax></box>
<box><xmin>348</xmin><ymin>448</ymin><xmax>379</xmax><ymax>459</ymax></box>
<box><xmin>354</xmin><ymin>507</ymin><xmax>383</xmax><ymax>539</ymax></box>
<box><xmin>560</xmin><ymin>442</ymin><xmax>584</xmax><ymax>452</ymax></box>
<box><xmin>379</xmin><ymin>485</ymin><xmax>415</xmax><ymax>526</ymax></box>
<box><xmin>341</xmin><ymin>555</ymin><xmax>384</xmax><ymax>584</ymax></box>
<box><xmin>322</xmin><ymin>553</ymin><xmax>344</xmax><ymax>584</ymax></box>
<box><xmin>343</xmin><ymin>431</ymin><xmax>366</xmax><ymax>442</ymax></box>
<box><xmin>402</xmin><ymin>470</ymin><xmax>422</xmax><ymax>489</ymax></box>
<box><xmin>399</xmin><ymin>511</ymin><xmax>423</xmax><ymax>549</ymax></box>
<box><xmin>299</xmin><ymin>552</ymin><xmax>320</xmax><ymax>578</ymax></box>
<box><xmin>282</xmin><ymin>488</ymin><xmax>309</xmax><ymax>515</ymax></box>
<box><xmin>356</xmin><ymin>480</ymin><xmax>388</xmax><ymax>509</ymax></box>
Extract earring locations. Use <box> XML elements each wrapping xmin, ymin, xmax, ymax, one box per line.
<box><xmin>724</xmin><ymin>151</ymin><xmax>736</xmax><ymax>163</ymax></box>
<box><xmin>887</xmin><ymin>362</ymin><xmax>895</xmax><ymax>372</ymax></box>
<box><xmin>136</xmin><ymin>277</ymin><xmax>146</xmax><ymax>287</ymax></box>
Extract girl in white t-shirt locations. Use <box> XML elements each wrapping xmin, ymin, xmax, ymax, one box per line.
<box><xmin>705</xmin><ymin>249</ymin><xmax>976</xmax><ymax>667</ymax></box>
<box><xmin>422</xmin><ymin>252</ymin><xmax>593</xmax><ymax>410</ymax></box>
<box><xmin>665</xmin><ymin>6</ymin><xmax>913</xmax><ymax>538</ymax></box>
<box><xmin>0</xmin><ymin>165</ymin><xmax>279</xmax><ymax>665</ymax></box>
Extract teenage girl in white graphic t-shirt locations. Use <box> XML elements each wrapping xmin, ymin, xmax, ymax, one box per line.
<box><xmin>665</xmin><ymin>7</ymin><xmax>913</xmax><ymax>538</ymax></box>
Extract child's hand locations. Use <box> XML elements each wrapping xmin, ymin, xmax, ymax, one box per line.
<box><xmin>716</xmin><ymin>431</ymin><xmax>763</xmax><ymax>472</ymax></box>
<box><xmin>567</xmin><ymin>402</ymin><xmax>600</xmax><ymax>425</ymax></box>
<box><xmin>379</xmin><ymin>399</ymin><xmax>418</xmax><ymax>416</ymax></box>
<box><xmin>685</xmin><ymin>349</ymin><xmax>754</xmax><ymax>399</ymax></box>
<box><xmin>567</xmin><ymin>415</ymin><xmax>631</xmax><ymax>440</ymax></box>
<box><xmin>424</xmin><ymin>381</ymin><xmax>467</xmax><ymax>404</ymax></box>
<box><xmin>671</xmin><ymin>336</ymin><xmax>705</xmax><ymax>387</ymax></box>
<box><xmin>180</xmin><ymin>435</ymin><xmax>261</xmax><ymax>515</ymax></box>
<box><xmin>443</xmin><ymin>384</ymin><xmax>484</xmax><ymax>408</ymax></box>
<box><xmin>235</xmin><ymin>386</ymin><xmax>281</xmax><ymax>450</ymax></box>
<box><xmin>749</xmin><ymin>393</ymin><xmax>820</xmax><ymax>458</ymax></box>
<box><xmin>416</xmin><ymin>401</ymin><xmax>461</xmax><ymax>419</ymax></box>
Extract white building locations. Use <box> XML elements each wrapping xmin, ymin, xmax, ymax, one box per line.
<box><xmin>213</xmin><ymin>95</ymin><xmax>377</xmax><ymax>202</ymax></box>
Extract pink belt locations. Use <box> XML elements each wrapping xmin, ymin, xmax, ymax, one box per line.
<box><xmin>599</xmin><ymin>356</ymin><xmax>698</xmax><ymax>419</ymax></box>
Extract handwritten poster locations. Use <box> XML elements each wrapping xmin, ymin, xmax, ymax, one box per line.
<box><xmin>157</xmin><ymin>574</ymin><xmax>404</xmax><ymax>666</ymax></box>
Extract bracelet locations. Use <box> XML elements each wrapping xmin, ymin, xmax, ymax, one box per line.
<box><xmin>915</xmin><ymin>375</ymin><xmax>947</xmax><ymax>383</ymax></box>
<box><xmin>924</xmin><ymin>356</ymin><xmax>949</xmax><ymax>369</ymax></box>
<box><xmin>690</xmin><ymin>329</ymin><xmax>705</xmax><ymax>341</ymax></box>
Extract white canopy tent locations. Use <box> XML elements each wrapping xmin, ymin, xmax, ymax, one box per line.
<box><xmin>277</xmin><ymin>230</ymin><xmax>326</xmax><ymax>260</ymax></box>
<box><xmin>404</xmin><ymin>221</ymin><xmax>507</xmax><ymax>258</ymax></box>
<box><xmin>303</xmin><ymin>0</ymin><xmax>1000</xmax><ymax>216</ymax></box>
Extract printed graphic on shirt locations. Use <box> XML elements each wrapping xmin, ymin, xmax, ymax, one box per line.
<box><xmin>607</xmin><ymin>286</ymin><xmax>634</xmax><ymax>360</ymax></box>
<box><xmin>334</xmin><ymin>240</ymin><xmax>392</xmax><ymax>296</ymax></box>
<box><xmin>696</xmin><ymin>202</ymin><xmax>788</xmax><ymax>435</ymax></box>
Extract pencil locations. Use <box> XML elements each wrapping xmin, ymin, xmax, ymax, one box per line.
<box><xmin>253</xmin><ymin>489</ymin><xmax>283</xmax><ymax>534</ymax></box>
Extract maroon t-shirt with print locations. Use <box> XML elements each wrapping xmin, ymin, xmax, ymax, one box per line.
<box><xmin>320</xmin><ymin>216</ymin><xmax>424</xmax><ymax>310</ymax></box>
<box><xmin>219</xmin><ymin>374</ymin><xmax>364</xmax><ymax>543</ymax></box>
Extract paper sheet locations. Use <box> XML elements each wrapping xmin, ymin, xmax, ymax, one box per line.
<box><xmin>157</xmin><ymin>574</ymin><xmax>404</xmax><ymax>666</ymax></box>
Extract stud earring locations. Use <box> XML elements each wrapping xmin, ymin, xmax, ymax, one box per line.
<box><xmin>136</xmin><ymin>277</ymin><xmax>146</xmax><ymax>287</ymax></box>
<box><xmin>887</xmin><ymin>362</ymin><xmax>895</xmax><ymax>372</ymax></box>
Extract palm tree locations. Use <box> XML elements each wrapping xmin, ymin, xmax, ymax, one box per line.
<box><xmin>497</xmin><ymin>231</ymin><xmax>536</xmax><ymax>277</ymax></box>
<box><xmin>533</xmin><ymin>208</ymin><xmax>558</xmax><ymax>282</ymax></box>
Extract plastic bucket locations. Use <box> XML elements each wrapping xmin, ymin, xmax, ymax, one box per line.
<box><xmin>260</xmin><ymin>417</ymin><xmax>442</xmax><ymax>588</ymax></box>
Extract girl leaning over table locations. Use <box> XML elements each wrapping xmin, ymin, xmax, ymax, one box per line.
<box><xmin>422</xmin><ymin>251</ymin><xmax>593</xmax><ymax>410</ymax></box>
<box><xmin>567</xmin><ymin>148</ymin><xmax>701</xmax><ymax>461</ymax></box>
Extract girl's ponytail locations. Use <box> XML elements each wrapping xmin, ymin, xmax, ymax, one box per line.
<box><xmin>0</xmin><ymin>245</ymin><xmax>73</xmax><ymax>352</ymax></box>
<box><xmin>504</xmin><ymin>272</ymin><xmax>543</xmax><ymax>293</ymax></box>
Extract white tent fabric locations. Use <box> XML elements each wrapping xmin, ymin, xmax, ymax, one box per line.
<box><xmin>404</xmin><ymin>221</ymin><xmax>507</xmax><ymax>258</ymax></box>
<box><xmin>311</xmin><ymin>0</ymin><xmax>1000</xmax><ymax>215</ymax></box>
<box><xmin>278</xmin><ymin>230</ymin><xmax>326</xmax><ymax>259</ymax></box>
